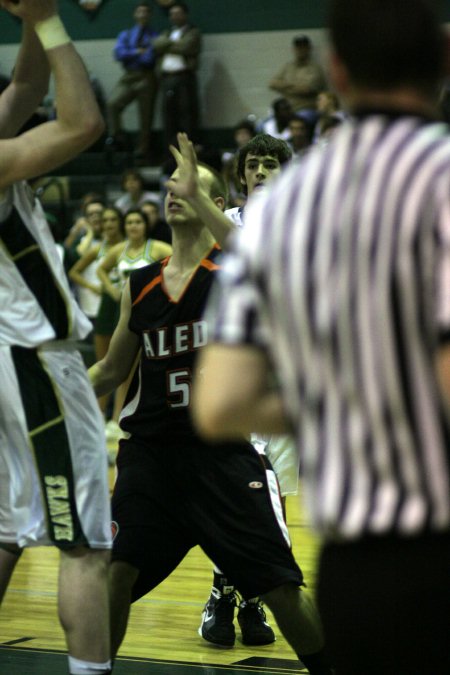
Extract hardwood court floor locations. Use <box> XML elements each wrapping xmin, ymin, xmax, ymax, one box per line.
<box><xmin>0</xmin><ymin>467</ymin><xmax>321</xmax><ymax>674</ymax></box>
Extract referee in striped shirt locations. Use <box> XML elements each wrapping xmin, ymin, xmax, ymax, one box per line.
<box><xmin>193</xmin><ymin>1</ymin><xmax>450</xmax><ymax>673</ymax></box>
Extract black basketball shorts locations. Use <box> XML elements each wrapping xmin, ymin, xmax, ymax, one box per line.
<box><xmin>111</xmin><ymin>437</ymin><xmax>303</xmax><ymax>601</ymax></box>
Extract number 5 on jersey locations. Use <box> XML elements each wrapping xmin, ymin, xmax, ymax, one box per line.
<box><xmin>167</xmin><ymin>368</ymin><xmax>192</xmax><ymax>408</ymax></box>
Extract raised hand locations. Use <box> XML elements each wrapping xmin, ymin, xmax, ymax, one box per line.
<box><xmin>0</xmin><ymin>0</ymin><xmax>57</xmax><ymax>23</ymax></box>
<box><xmin>166</xmin><ymin>132</ymin><xmax>201</xmax><ymax>200</ymax></box>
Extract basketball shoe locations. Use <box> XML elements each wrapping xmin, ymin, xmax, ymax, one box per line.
<box><xmin>198</xmin><ymin>587</ymin><xmax>236</xmax><ymax>647</ymax></box>
<box><xmin>237</xmin><ymin>599</ymin><xmax>276</xmax><ymax>645</ymax></box>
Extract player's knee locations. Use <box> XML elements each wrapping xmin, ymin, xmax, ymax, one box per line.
<box><xmin>109</xmin><ymin>559</ymin><xmax>139</xmax><ymax>593</ymax></box>
<box><xmin>61</xmin><ymin>546</ymin><xmax>111</xmax><ymax>575</ymax></box>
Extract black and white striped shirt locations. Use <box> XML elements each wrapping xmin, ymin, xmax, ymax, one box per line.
<box><xmin>209</xmin><ymin>111</ymin><xmax>450</xmax><ymax>540</ymax></box>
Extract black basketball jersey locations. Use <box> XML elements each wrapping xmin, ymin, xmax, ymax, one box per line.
<box><xmin>120</xmin><ymin>245</ymin><xmax>221</xmax><ymax>443</ymax></box>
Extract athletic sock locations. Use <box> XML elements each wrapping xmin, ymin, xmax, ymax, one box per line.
<box><xmin>212</xmin><ymin>569</ymin><xmax>235</xmax><ymax>596</ymax></box>
<box><xmin>68</xmin><ymin>655</ymin><xmax>112</xmax><ymax>674</ymax></box>
<box><xmin>297</xmin><ymin>649</ymin><xmax>333</xmax><ymax>675</ymax></box>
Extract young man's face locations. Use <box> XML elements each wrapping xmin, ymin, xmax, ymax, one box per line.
<box><xmin>165</xmin><ymin>167</ymin><xmax>216</xmax><ymax>226</ymax></box>
<box><xmin>241</xmin><ymin>154</ymin><xmax>282</xmax><ymax>196</ymax></box>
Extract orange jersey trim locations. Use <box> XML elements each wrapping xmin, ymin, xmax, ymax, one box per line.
<box><xmin>132</xmin><ymin>274</ymin><xmax>162</xmax><ymax>306</ymax></box>
<box><xmin>200</xmin><ymin>258</ymin><xmax>220</xmax><ymax>272</ymax></box>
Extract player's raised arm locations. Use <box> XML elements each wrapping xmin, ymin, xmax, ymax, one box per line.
<box><xmin>0</xmin><ymin>0</ymin><xmax>105</xmax><ymax>190</ymax></box>
<box><xmin>0</xmin><ymin>19</ymin><xmax>49</xmax><ymax>139</ymax></box>
<box><xmin>166</xmin><ymin>133</ymin><xmax>236</xmax><ymax>248</ymax></box>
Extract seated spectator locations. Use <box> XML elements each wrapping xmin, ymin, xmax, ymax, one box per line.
<box><xmin>269</xmin><ymin>35</ymin><xmax>326</xmax><ymax>125</ymax></box>
<box><xmin>258</xmin><ymin>97</ymin><xmax>295</xmax><ymax>140</ymax></box>
<box><xmin>314</xmin><ymin>89</ymin><xmax>345</xmax><ymax>141</ymax></box>
<box><xmin>286</xmin><ymin>114</ymin><xmax>313</xmax><ymax>158</ymax></box>
<box><xmin>115</xmin><ymin>168</ymin><xmax>161</xmax><ymax>214</ymax></box>
<box><xmin>141</xmin><ymin>199</ymin><xmax>172</xmax><ymax>244</ymax></box>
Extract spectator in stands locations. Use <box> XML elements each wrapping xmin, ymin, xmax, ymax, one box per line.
<box><xmin>69</xmin><ymin>206</ymin><xmax>124</xmax><ymax>336</ymax></box>
<box><xmin>154</xmin><ymin>2</ymin><xmax>202</xmax><ymax>151</ymax></box>
<box><xmin>107</xmin><ymin>2</ymin><xmax>158</xmax><ymax>160</ymax></box>
<box><xmin>286</xmin><ymin>114</ymin><xmax>313</xmax><ymax>158</ymax></box>
<box><xmin>63</xmin><ymin>192</ymin><xmax>104</xmax><ymax>251</ymax></box>
<box><xmin>141</xmin><ymin>199</ymin><xmax>172</xmax><ymax>244</ymax></box>
<box><xmin>258</xmin><ymin>97</ymin><xmax>295</xmax><ymax>140</ymax></box>
<box><xmin>63</xmin><ymin>194</ymin><xmax>105</xmax><ymax>277</ymax></box>
<box><xmin>115</xmin><ymin>168</ymin><xmax>161</xmax><ymax>214</ymax></box>
<box><xmin>269</xmin><ymin>35</ymin><xmax>326</xmax><ymax>125</ymax></box>
<box><xmin>96</xmin><ymin>208</ymin><xmax>172</xmax><ymax>446</ymax></box>
<box><xmin>70</xmin><ymin>208</ymin><xmax>125</xmax><ymax>455</ymax></box>
<box><xmin>313</xmin><ymin>89</ymin><xmax>345</xmax><ymax>142</ymax></box>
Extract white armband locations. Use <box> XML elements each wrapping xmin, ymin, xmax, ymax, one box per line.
<box><xmin>35</xmin><ymin>15</ymin><xmax>71</xmax><ymax>51</ymax></box>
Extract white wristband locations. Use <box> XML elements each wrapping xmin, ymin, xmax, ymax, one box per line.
<box><xmin>35</xmin><ymin>15</ymin><xmax>71</xmax><ymax>51</ymax></box>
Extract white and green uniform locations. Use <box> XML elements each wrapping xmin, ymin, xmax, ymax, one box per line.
<box><xmin>117</xmin><ymin>238</ymin><xmax>159</xmax><ymax>286</ymax></box>
<box><xmin>0</xmin><ymin>181</ymin><xmax>111</xmax><ymax>550</ymax></box>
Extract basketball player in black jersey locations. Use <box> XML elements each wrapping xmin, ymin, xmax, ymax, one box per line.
<box><xmin>90</xmin><ymin>145</ymin><xmax>332</xmax><ymax>674</ymax></box>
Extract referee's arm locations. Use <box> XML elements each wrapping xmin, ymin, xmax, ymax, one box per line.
<box><xmin>193</xmin><ymin>343</ymin><xmax>289</xmax><ymax>441</ymax></box>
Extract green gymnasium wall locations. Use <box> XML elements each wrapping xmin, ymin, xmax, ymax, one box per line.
<box><xmin>1</xmin><ymin>0</ymin><xmax>450</xmax><ymax>43</ymax></box>
<box><xmin>2</xmin><ymin>1</ymin><xmax>332</xmax><ymax>43</ymax></box>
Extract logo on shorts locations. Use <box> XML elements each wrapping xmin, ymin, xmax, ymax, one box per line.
<box><xmin>111</xmin><ymin>520</ymin><xmax>119</xmax><ymax>541</ymax></box>
<box><xmin>248</xmin><ymin>481</ymin><xmax>264</xmax><ymax>489</ymax></box>
<box><xmin>44</xmin><ymin>475</ymin><xmax>74</xmax><ymax>541</ymax></box>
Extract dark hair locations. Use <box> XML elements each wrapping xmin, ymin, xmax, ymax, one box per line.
<box><xmin>329</xmin><ymin>0</ymin><xmax>445</xmax><ymax>93</ymax></box>
<box><xmin>169</xmin><ymin>1</ymin><xmax>189</xmax><ymax>13</ymax></box>
<box><xmin>233</xmin><ymin>119</ymin><xmax>256</xmax><ymax>136</ymax></box>
<box><xmin>272</xmin><ymin>97</ymin><xmax>294</xmax><ymax>115</ymax></box>
<box><xmin>124</xmin><ymin>208</ymin><xmax>152</xmax><ymax>238</ymax></box>
<box><xmin>293</xmin><ymin>35</ymin><xmax>311</xmax><ymax>47</ymax></box>
<box><xmin>81</xmin><ymin>192</ymin><xmax>104</xmax><ymax>215</ymax></box>
<box><xmin>237</xmin><ymin>134</ymin><xmax>292</xmax><ymax>190</ymax></box>
<box><xmin>84</xmin><ymin>199</ymin><xmax>106</xmax><ymax>216</ymax></box>
<box><xmin>121</xmin><ymin>169</ymin><xmax>144</xmax><ymax>191</ymax></box>
<box><xmin>102</xmin><ymin>206</ymin><xmax>125</xmax><ymax>235</ymax></box>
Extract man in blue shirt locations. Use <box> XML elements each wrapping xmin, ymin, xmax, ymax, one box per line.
<box><xmin>107</xmin><ymin>2</ymin><xmax>158</xmax><ymax>160</ymax></box>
